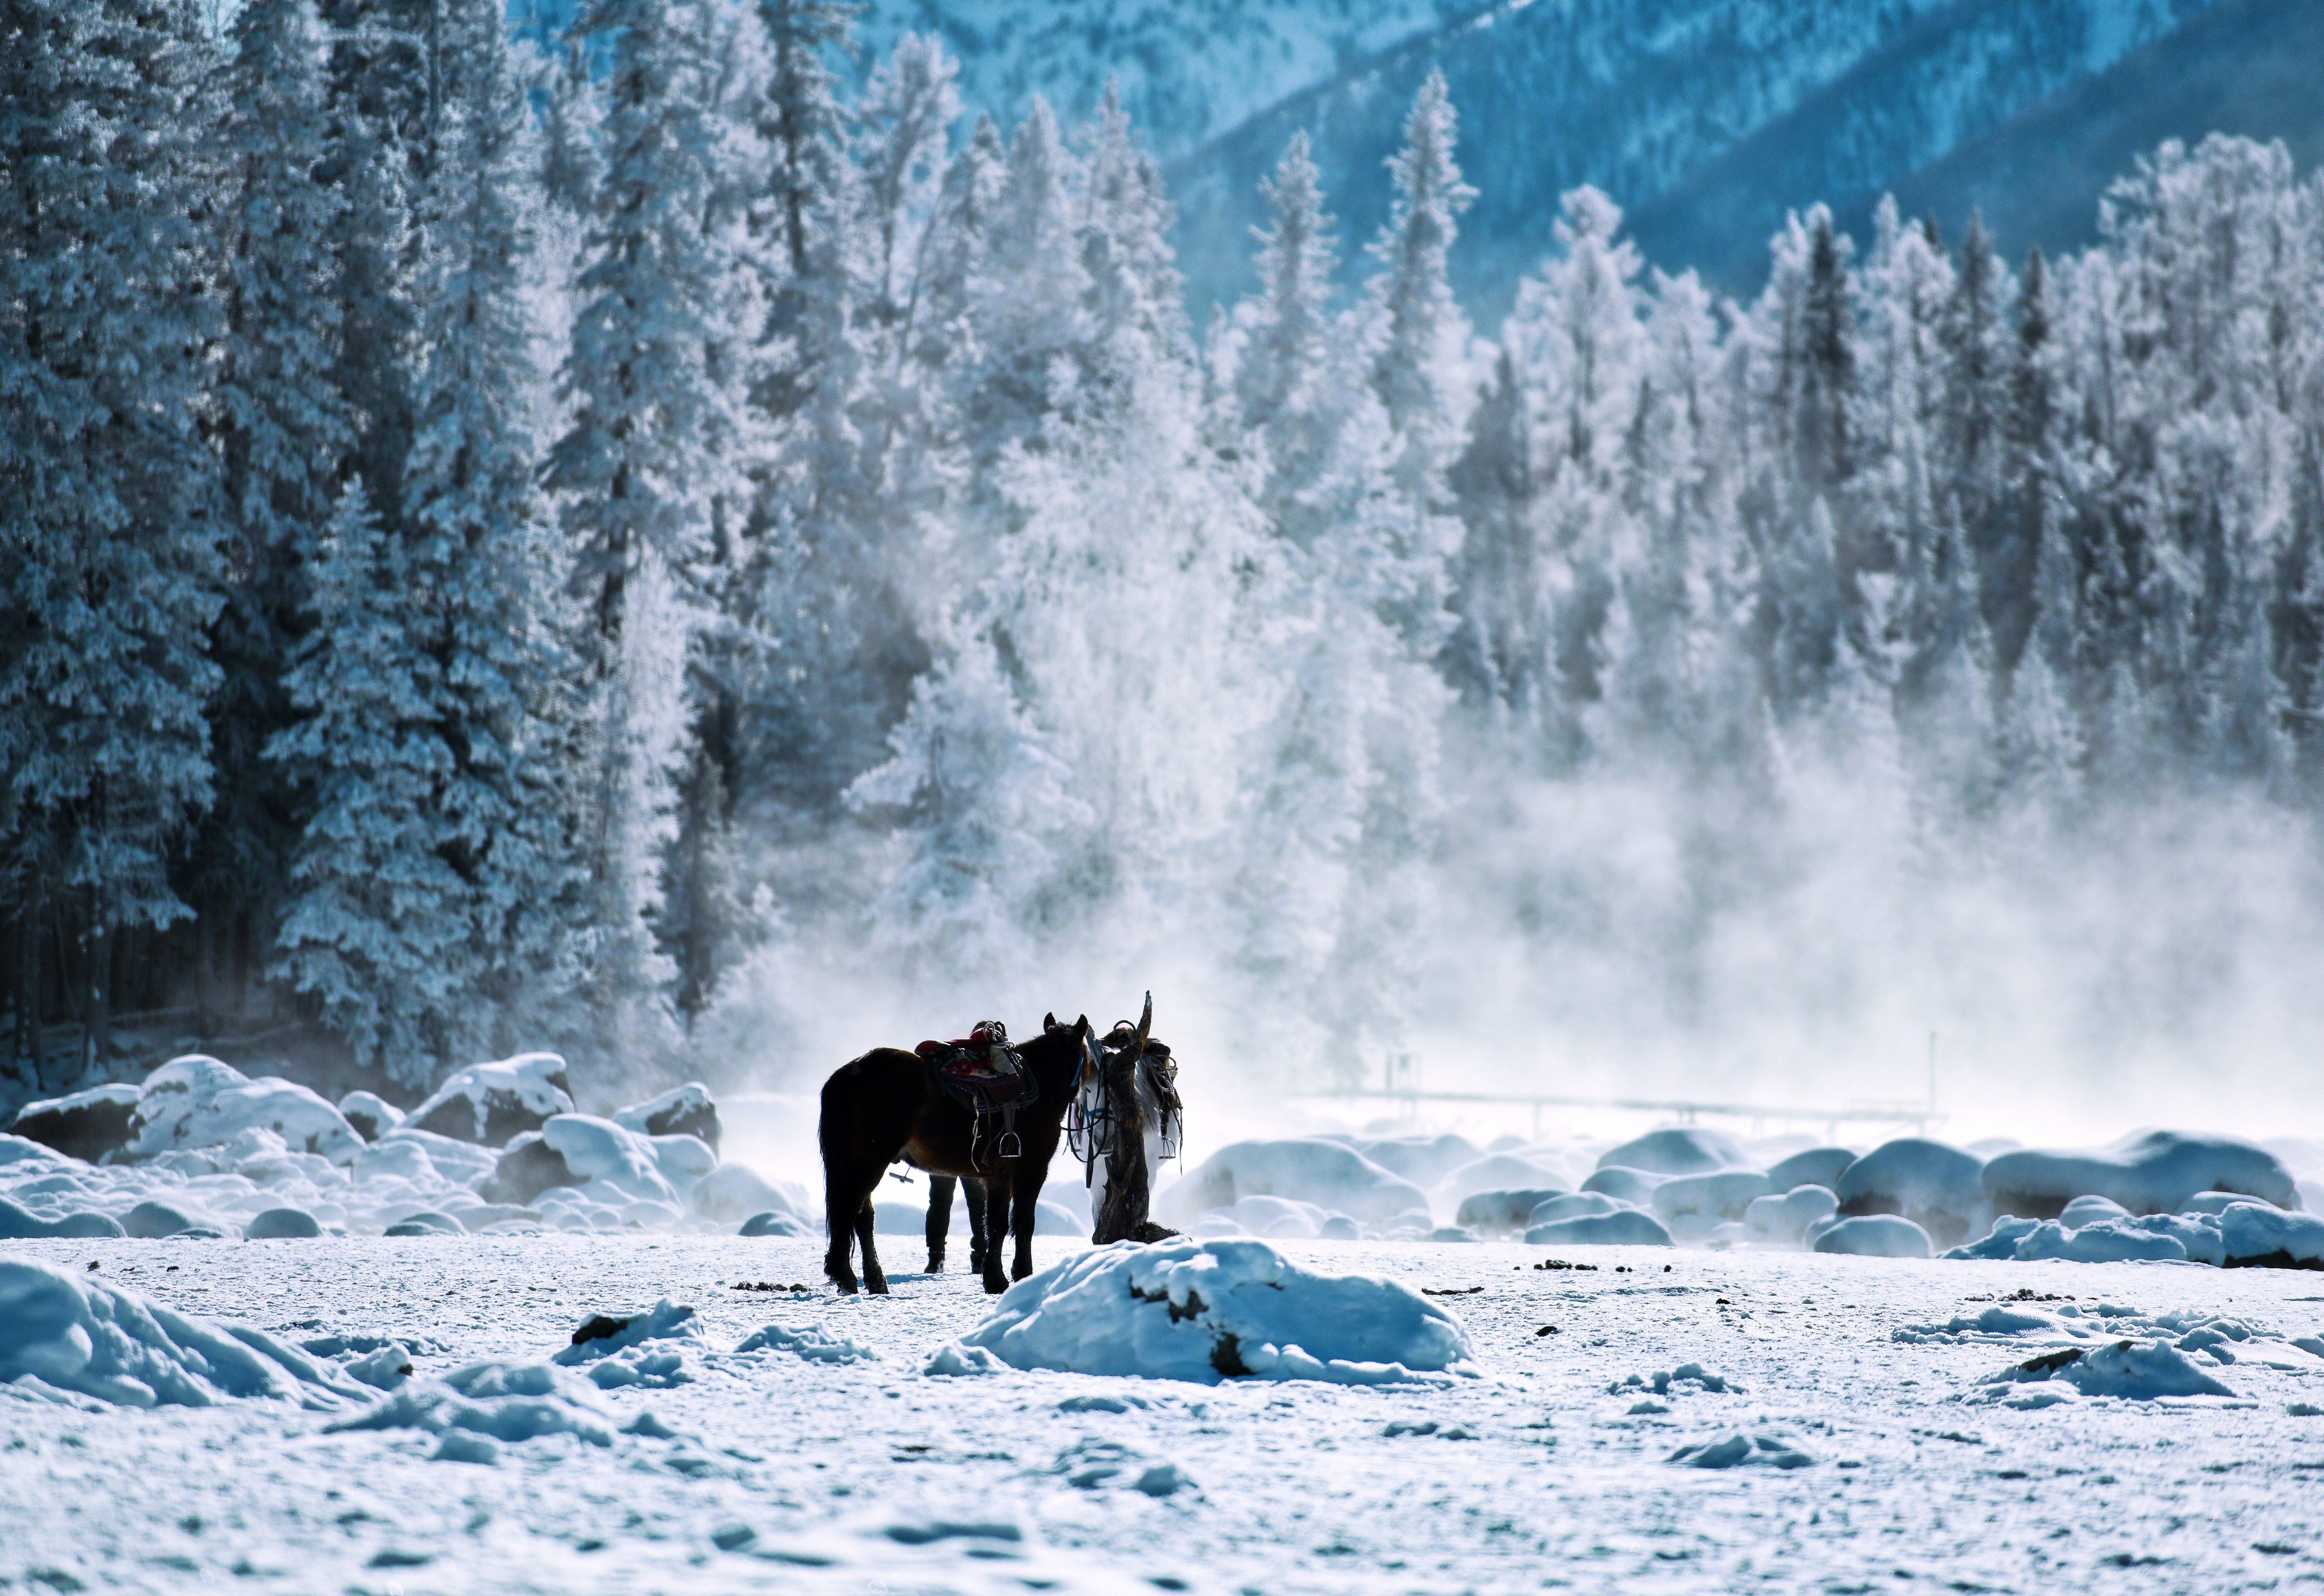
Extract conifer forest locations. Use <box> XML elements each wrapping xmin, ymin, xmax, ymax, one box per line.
<box><xmin>7</xmin><ymin>0</ymin><xmax>2324</xmax><ymax>1114</ymax></box>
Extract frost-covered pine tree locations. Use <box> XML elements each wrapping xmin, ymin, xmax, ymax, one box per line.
<box><xmin>397</xmin><ymin>0</ymin><xmax>586</xmax><ymax>1062</ymax></box>
<box><xmin>547</xmin><ymin>0</ymin><xmax>743</xmax><ymax>1062</ymax></box>
<box><xmin>269</xmin><ymin>478</ymin><xmax>466</xmax><ymax>1078</ymax></box>
<box><xmin>0</xmin><ymin>0</ymin><xmax>224</xmax><ymax>1077</ymax></box>
<box><xmin>188</xmin><ymin>0</ymin><xmax>358</xmax><ymax>1027</ymax></box>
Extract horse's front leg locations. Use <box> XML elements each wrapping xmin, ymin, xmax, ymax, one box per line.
<box><xmin>978</xmin><ymin>1167</ymin><xmax>1013</xmax><ymax>1294</ymax></box>
<box><xmin>924</xmin><ymin>1174</ymin><xmax>956</xmax><ymax>1273</ymax></box>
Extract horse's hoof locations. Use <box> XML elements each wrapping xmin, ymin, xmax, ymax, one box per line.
<box><xmin>981</xmin><ymin>1274</ymin><xmax>1008</xmax><ymax>1295</ymax></box>
<box><xmin>867</xmin><ymin>1278</ymin><xmax>891</xmax><ymax>1296</ymax></box>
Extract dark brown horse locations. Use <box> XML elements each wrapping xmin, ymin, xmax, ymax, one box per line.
<box><xmin>819</xmin><ymin>1012</ymin><xmax>1126</xmax><ymax>1294</ymax></box>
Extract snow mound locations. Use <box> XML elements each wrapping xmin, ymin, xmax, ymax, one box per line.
<box><xmin>1526</xmin><ymin>1209</ymin><xmax>1674</xmax><ymax>1247</ymax></box>
<box><xmin>245</xmin><ymin>1206</ymin><xmax>324</xmax><ymax>1239</ymax></box>
<box><xmin>612</xmin><ymin>1083</ymin><xmax>721</xmax><ymax>1151</ymax></box>
<box><xmin>734</xmin><ymin>1323</ymin><xmax>878</xmax><ymax>1364</ymax></box>
<box><xmin>740</xmin><ymin>1211</ymin><xmax>810</xmax><ymax>1239</ymax></box>
<box><xmin>1944</xmin><ymin>1202</ymin><xmax>2322</xmax><ymax>1268</ymax></box>
<box><xmin>1982</xmin><ymin>1131</ymin><xmax>2296</xmax><ymax>1220</ymax></box>
<box><xmin>1765</xmin><ymin>1147</ymin><xmax>1856</xmax><ymax>1192</ymax></box>
<box><xmin>0</xmin><ymin>1257</ymin><xmax>360</xmax><ymax>1409</ymax></box>
<box><xmin>1454</xmin><ymin>1188</ymin><xmax>1570</xmax><ymax>1235</ymax></box>
<box><xmin>1977</xmin><ymin>1339</ymin><xmax>2235</xmax><ymax>1400</ymax></box>
<box><xmin>2060</xmin><ymin>1195</ymin><xmax>2133</xmax><ymax>1228</ymax></box>
<box><xmin>0</xmin><ymin>1199</ymin><xmax>124</xmax><ymax>1239</ymax></box>
<box><xmin>692</xmin><ymin>1162</ymin><xmax>807</xmax><ymax>1225</ymax></box>
<box><xmin>1654</xmin><ymin>1171</ymin><xmax>1771</xmax><ymax>1224</ymax></box>
<box><xmin>1614</xmin><ymin>1362</ymin><xmax>1740</xmax><ymax>1395</ymax></box>
<box><xmin>2218</xmin><ymin>1201</ymin><xmax>2324</xmax><ymax>1267</ymax></box>
<box><xmin>336</xmin><ymin>1091</ymin><xmax>403</xmax><ymax>1142</ymax></box>
<box><xmin>2011</xmin><ymin>1217</ymin><xmax>2187</xmax><ymax>1263</ymax></box>
<box><xmin>1342</xmin><ymin>1133</ymin><xmax>1481</xmax><ymax>1187</ymax></box>
<box><xmin>1745</xmin><ymin>1185</ymin><xmax>1838</xmax><ymax>1244</ymax></box>
<box><xmin>477</xmin><ymin>1131</ymin><xmax>582</xmax><ymax>1206</ymax></box>
<box><xmin>947</xmin><ymin>1239</ymin><xmax>1477</xmax><ymax>1385</ymax></box>
<box><xmin>1812</xmin><ymin>1215</ymin><xmax>1933</xmax><ymax>1258</ymax></box>
<box><xmin>1834</xmin><ymin>1139</ymin><xmax>1986</xmax><ymax>1247</ymax></box>
<box><xmin>1528</xmin><ymin>1191</ymin><xmax>1628</xmax><ymax>1224</ymax></box>
<box><xmin>552</xmin><ymin>1300</ymin><xmax>703</xmax><ymax>1366</ymax></box>
<box><xmin>584</xmin><ymin>1346</ymin><xmax>695</xmax><ymax>1390</ymax></box>
<box><xmin>8</xmin><ymin>1084</ymin><xmax>141</xmax><ymax>1163</ymax></box>
<box><xmin>1580</xmin><ymin>1166</ymin><xmax>1664</xmax><ymax>1205</ymax></box>
<box><xmin>127</xmin><ymin>1056</ymin><xmax>364</xmax><ymax>1166</ymax></box>
<box><xmin>923</xmin><ymin>1343</ymin><xmax>1006</xmax><ymax>1377</ymax></box>
<box><xmin>1430</xmin><ymin>1153</ymin><xmax>1568</xmax><ymax>1208</ymax></box>
<box><xmin>401</xmin><ymin>1053</ymin><xmax>575</xmax><ymax>1146</ymax></box>
<box><xmin>1669</xmin><ymin>1433</ymin><xmax>1813</xmax><ymax>1469</ymax></box>
<box><xmin>123</xmin><ymin>1200</ymin><xmax>205</xmax><ymax>1239</ymax></box>
<box><xmin>1597</xmin><ymin>1127</ymin><xmax>1747</xmax><ymax>1176</ymax></box>
<box><xmin>538</xmin><ymin>1115</ymin><xmax>678</xmax><ymax>1206</ymax></box>
<box><xmin>328</xmin><ymin>1359</ymin><xmax>616</xmax><ymax>1453</ymax></box>
<box><xmin>1156</xmin><ymin>1140</ymin><xmax>1430</xmax><ymax>1227</ymax></box>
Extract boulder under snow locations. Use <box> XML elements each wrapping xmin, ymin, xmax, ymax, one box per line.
<box><xmin>1980</xmin><ymin>1131</ymin><xmax>2296</xmax><ymax>1220</ymax></box>
<box><xmin>8</xmin><ymin>1084</ymin><xmax>141</xmax><ymax>1163</ymax></box>
<box><xmin>1834</xmin><ymin>1138</ymin><xmax>1987</xmax><ymax>1247</ymax></box>
<box><xmin>402</xmin><ymin>1054</ymin><xmax>575</xmax><ymax>1146</ymax></box>
<box><xmin>612</xmin><ymin>1083</ymin><xmax>721</xmax><ymax>1152</ymax></box>
<box><xmin>336</xmin><ymin>1091</ymin><xmax>404</xmax><ymax>1143</ymax></box>
<box><xmin>1596</xmin><ymin>1127</ymin><xmax>1748</xmax><ymax>1177</ymax></box>
<box><xmin>126</xmin><ymin>1056</ymin><xmax>365</xmax><ymax>1166</ymax></box>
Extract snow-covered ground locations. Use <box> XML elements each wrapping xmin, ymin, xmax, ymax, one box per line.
<box><xmin>6</xmin><ymin>1232</ymin><xmax>2323</xmax><ymax>1595</ymax></box>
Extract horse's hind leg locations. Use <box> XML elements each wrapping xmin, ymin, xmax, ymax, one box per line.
<box><xmin>925</xmin><ymin>1174</ymin><xmax>956</xmax><ymax>1272</ymax></box>
<box><xmin>855</xmin><ymin>1200</ymin><xmax>889</xmax><ymax>1294</ymax></box>
<box><xmin>977</xmin><ymin>1169</ymin><xmax>1012</xmax><ymax>1294</ymax></box>
<box><xmin>963</xmin><ymin>1177</ymin><xmax>990</xmax><ymax>1274</ymax></box>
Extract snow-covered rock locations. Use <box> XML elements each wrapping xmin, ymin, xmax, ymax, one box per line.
<box><xmin>2011</xmin><ymin>1217</ymin><xmax>2185</xmax><ymax>1263</ymax></box>
<box><xmin>1596</xmin><ymin>1127</ymin><xmax>1747</xmax><ymax>1176</ymax></box>
<box><xmin>1342</xmin><ymin>1133</ymin><xmax>1481</xmax><ymax>1188</ymax></box>
<box><xmin>739</xmin><ymin>1210</ymin><xmax>812</xmax><ymax>1237</ymax></box>
<box><xmin>1764</xmin><ymin>1147</ymin><xmax>1856</xmax><ymax>1193</ymax></box>
<box><xmin>1430</xmin><ymin>1153</ymin><xmax>1568</xmax><ymax>1209</ymax></box>
<box><xmin>402</xmin><ymin>1054</ymin><xmax>575</xmax><ymax>1146</ymax></box>
<box><xmin>8</xmin><ymin>1084</ymin><xmax>141</xmax><ymax>1163</ymax></box>
<box><xmin>2217</xmin><ymin>1200</ymin><xmax>2324</xmax><ymax>1267</ymax></box>
<box><xmin>1453</xmin><ymin>1188</ymin><xmax>1570</xmax><ymax>1235</ymax></box>
<box><xmin>1811</xmin><ymin>1214</ymin><xmax>1934</xmax><ymax>1258</ymax></box>
<box><xmin>1580</xmin><ymin>1166</ymin><xmax>1664</xmax><ymax>1206</ymax></box>
<box><xmin>478</xmin><ymin>1131</ymin><xmax>584</xmax><ymax>1206</ymax></box>
<box><xmin>0</xmin><ymin>1258</ymin><xmax>359</xmax><ymax>1408</ymax></box>
<box><xmin>1653</xmin><ymin>1170</ymin><xmax>1771</xmax><ymax>1225</ymax></box>
<box><xmin>2058</xmin><ymin>1194</ymin><xmax>2133</xmax><ymax>1228</ymax></box>
<box><xmin>645</xmin><ymin>1133</ymin><xmax>717</xmax><ymax>1202</ymax></box>
<box><xmin>1527</xmin><ymin>1191</ymin><xmax>1629</xmax><ymax>1224</ymax></box>
<box><xmin>552</xmin><ymin>1301</ymin><xmax>703</xmax><ymax>1367</ymax></box>
<box><xmin>1745</xmin><ymin>1184</ymin><xmax>1839</xmax><ymax>1244</ymax></box>
<box><xmin>369</xmin><ymin>1126</ymin><xmax>496</xmax><ymax>1187</ymax></box>
<box><xmin>1524</xmin><ymin>1209</ymin><xmax>1675</xmax><ymax>1246</ymax></box>
<box><xmin>245</xmin><ymin>1207</ymin><xmax>322</xmax><ymax>1240</ymax></box>
<box><xmin>540</xmin><ymin>1115</ymin><xmax>681</xmax><ymax>1207</ymax></box>
<box><xmin>1981</xmin><ymin>1131</ymin><xmax>2296</xmax><ymax>1219</ymax></box>
<box><xmin>336</xmin><ymin>1091</ymin><xmax>404</xmax><ymax>1143</ymax></box>
<box><xmin>122</xmin><ymin>1200</ymin><xmax>205</xmax><ymax>1239</ymax></box>
<box><xmin>1232</xmin><ymin>1194</ymin><xmax>1335</xmax><ymax>1239</ymax></box>
<box><xmin>612</xmin><ymin>1083</ymin><xmax>721</xmax><ymax>1152</ymax></box>
<box><xmin>1834</xmin><ymin>1139</ymin><xmax>1986</xmax><ymax>1247</ymax></box>
<box><xmin>946</xmin><ymin>1238</ymin><xmax>1477</xmax><ymax>1385</ymax></box>
<box><xmin>126</xmin><ymin>1057</ymin><xmax>364</xmax><ymax>1166</ymax></box>
<box><xmin>1156</xmin><ymin>1140</ymin><xmax>1431</xmax><ymax>1227</ymax></box>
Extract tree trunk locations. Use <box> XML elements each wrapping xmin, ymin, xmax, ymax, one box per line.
<box><xmin>83</xmin><ymin>892</ymin><xmax>110</xmax><ymax>1078</ymax></box>
<box><xmin>12</xmin><ymin>869</ymin><xmax>39</xmax><ymax>1084</ymax></box>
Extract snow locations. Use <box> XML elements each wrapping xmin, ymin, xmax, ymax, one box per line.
<box><xmin>1580</xmin><ymin>1165</ymin><xmax>1665</xmax><ymax>1205</ymax></box>
<box><xmin>1453</xmin><ymin>1187</ymin><xmax>1571</xmax><ymax>1234</ymax></box>
<box><xmin>945</xmin><ymin>1239</ymin><xmax>1479</xmax><ymax>1385</ymax></box>
<box><xmin>613</xmin><ymin>1082</ymin><xmax>723</xmax><ymax>1151</ymax></box>
<box><xmin>335</xmin><ymin>1091</ymin><xmax>402</xmax><ymax>1142</ymax></box>
<box><xmin>1765</xmin><ymin>1146</ymin><xmax>1857</xmax><ymax>1192</ymax></box>
<box><xmin>1948</xmin><ymin>1202</ymin><xmax>2324</xmax><ymax>1268</ymax></box>
<box><xmin>9</xmin><ymin>1230</ymin><xmax>2324</xmax><ymax>1593</ymax></box>
<box><xmin>1982</xmin><ymin>1131</ymin><xmax>2298</xmax><ymax>1218</ymax></box>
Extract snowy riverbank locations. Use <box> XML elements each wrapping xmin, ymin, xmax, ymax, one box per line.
<box><xmin>5</xmin><ymin>1233</ymin><xmax>2322</xmax><ymax>1594</ymax></box>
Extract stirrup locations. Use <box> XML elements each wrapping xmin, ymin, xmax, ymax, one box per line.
<box><xmin>995</xmin><ymin>1130</ymin><xmax>1021</xmax><ymax>1159</ymax></box>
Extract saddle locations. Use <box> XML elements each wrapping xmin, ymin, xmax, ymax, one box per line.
<box><xmin>916</xmin><ymin>1021</ymin><xmax>1035</xmax><ymax>1166</ymax></box>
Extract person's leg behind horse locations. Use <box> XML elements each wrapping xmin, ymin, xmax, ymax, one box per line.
<box><xmin>924</xmin><ymin>1173</ymin><xmax>957</xmax><ymax>1272</ymax></box>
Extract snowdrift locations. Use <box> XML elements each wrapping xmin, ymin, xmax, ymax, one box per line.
<box><xmin>0</xmin><ymin>1257</ymin><xmax>359</xmax><ymax>1409</ymax></box>
<box><xmin>946</xmin><ymin>1238</ymin><xmax>1477</xmax><ymax>1385</ymax></box>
